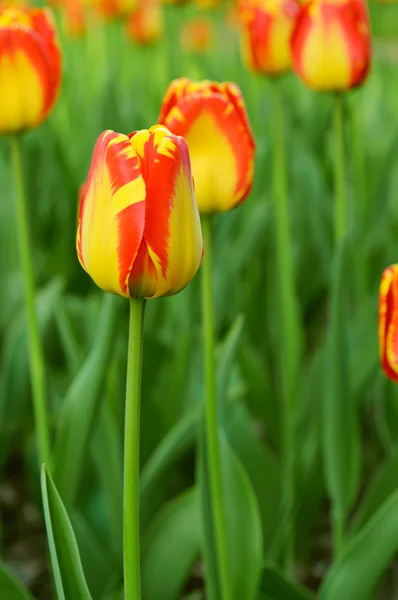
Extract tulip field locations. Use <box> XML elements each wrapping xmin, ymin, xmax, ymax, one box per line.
<box><xmin>2</xmin><ymin>1</ymin><xmax>398</xmax><ymax>599</ymax></box>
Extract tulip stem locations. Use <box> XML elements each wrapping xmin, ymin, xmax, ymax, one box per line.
<box><xmin>124</xmin><ymin>298</ymin><xmax>145</xmax><ymax>600</ymax></box>
<box><xmin>270</xmin><ymin>81</ymin><xmax>299</xmax><ymax>578</ymax></box>
<box><xmin>11</xmin><ymin>135</ymin><xmax>51</xmax><ymax>470</ymax></box>
<box><xmin>333</xmin><ymin>93</ymin><xmax>347</xmax><ymax>242</ymax></box>
<box><xmin>201</xmin><ymin>216</ymin><xmax>232</xmax><ymax>600</ymax></box>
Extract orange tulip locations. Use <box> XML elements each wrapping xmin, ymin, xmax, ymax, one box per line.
<box><xmin>159</xmin><ymin>78</ymin><xmax>255</xmax><ymax>214</ymax></box>
<box><xmin>96</xmin><ymin>0</ymin><xmax>137</xmax><ymax>19</ymax></box>
<box><xmin>0</xmin><ymin>7</ymin><xmax>61</xmax><ymax>134</ymax></box>
<box><xmin>63</xmin><ymin>0</ymin><xmax>86</xmax><ymax>37</ymax></box>
<box><xmin>125</xmin><ymin>0</ymin><xmax>163</xmax><ymax>45</ymax></box>
<box><xmin>180</xmin><ymin>17</ymin><xmax>213</xmax><ymax>53</ymax></box>
<box><xmin>291</xmin><ymin>0</ymin><xmax>371</xmax><ymax>91</ymax></box>
<box><xmin>379</xmin><ymin>265</ymin><xmax>398</xmax><ymax>384</ymax></box>
<box><xmin>239</xmin><ymin>0</ymin><xmax>300</xmax><ymax>76</ymax></box>
<box><xmin>77</xmin><ymin>125</ymin><xmax>203</xmax><ymax>299</ymax></box>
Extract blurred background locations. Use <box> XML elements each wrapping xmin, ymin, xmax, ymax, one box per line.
<box><xmin>1</xmin><ymin>1</ymin><xmax>398</xmax><ymax>599</ymax></box>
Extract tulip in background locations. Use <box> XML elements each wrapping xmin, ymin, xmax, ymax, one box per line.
<box><xmin>125</xmin><ymin>0</ymin><xmax>163</xmax><ymax>45</ymax></box>
<box><xmin>291</xmin><ymin>0</ymin><xmax>371</xmax><ymax>91</ymax></box>
<box><xmin>77</xmin><ymin>124</ymin><xmax>203</xmax><ymax>600</ymax></box>
<box><xmin>160</xmin><ymin>78</ymin><xmax>255</xmax><ymax>600</ymax></box>
<box><xmin>0</xmin><ymin>6</ymin><xmax>61</xmax><ymax>470</ymax></box>
<box><xmin>239</xmin><ymin>0</ymin><xmax>299</xmax><ymax>76</ymax></box>
<box><xmin>159</xmin><ymin>78</ymin><xmax>255</xmax><ymax>214</ymax></box>
<box><xmin>379</xmin><ymin>264</ymin><xmax>398</xmax><ymax>384</ymax></box>
<box><xmin>180</xmin><ymin>17</ymin><xmax>213</xmax><ymax>54</ymax></box>
<box><xmin>62</xmin><ymin>0</ymin><xmax>86</xmax><ymax>37</ymax></box>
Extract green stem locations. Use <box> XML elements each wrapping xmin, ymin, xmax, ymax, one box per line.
<box><xmin>270</xmin><ymin>81</ymin><xmax>298</xmax><ymax>576</ymax></box>
<box><xmin>201</xmin><ymin>216</ymin><xmax>232</xmax><ymax>600</ymax></box>
<box><xmin>123</xmin><ymin>298</ymin><xmax>145</xmax><ymax>600</ymax></box>
<box><xmin>11</xmin><ymin>135</ymin><xmax>51</xmax><ymax>469</ymax></box>
<box><xmin>333</xmin><ymin>93</ymin><xmax>347</xmax><ymax>243</ymax></box>
<box><xmin>332</xmin><ymin>508</ymin><xmax>345</xmax><ymax>560</ymax></box>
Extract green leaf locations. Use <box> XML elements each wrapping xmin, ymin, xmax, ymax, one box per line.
<box><xmin>53</xmin><ymin>294</ymin><xmax>119</xmax><ymax>507</ymax></box>
<box><xmin>323</xmin><ymin>238</ymin><xmax>360</xmax><ymax>517</ymax></box>
<box><xmin>0</xmin><ymin>563</ymin><xmax>35</xmax><ymax>600</ymax></box>
<box><xmin>320</xmin><ymin>489</ymin><xmax>398</xmax><ymax>600</ymax></box>
<box><xmin>141</xmin><ymin>488</ymin><xmax>200</xmax><ymax>600</ymax></box>
<box><xmin>352</xmin><ymin>448</ymin><xmax>398</xmax><ymax>533</ymax></box>
<box><xmin>259</xmin><ymin>566</ymin><xmax>313</xmax><ymax>600</ymax></box>
<box><xmin>198</xmin><ymin>433</ymin><xmax>263</xmax><ymax>600</ymax></box>
<box><xmin>41</xmin><ymin>465</ymin><xmax>92</xmax><ymax>600</ymax></box>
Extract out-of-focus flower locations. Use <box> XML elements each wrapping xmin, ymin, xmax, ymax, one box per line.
<box><xmin>180</xmin><ymin>17</ymin><xmax>213</xmax><ymax>53</ymax></box>
<box><xmin>0</xmin><ymin>7</ymin><xmax>61</xmax><ymax>134</ymax></box>
<box><xmin>291</xmin><ymin>0</ymin><xmax>371</xmax><ymax>91</ymax></box>
<box><xmin>379</xmin><ymin>265</ymin><xmax>398</xmax><ymax>383</ymax></box>
<box><xmin>194</xmin><ymin>0</ymin><xmax>218</xmax><ymax>9</ymax></box>
<box><xmin>63</xmin><ymin>0</ymin><xmax>86</xmax><ymax>37</ymax></box>
<box><xmin>125</xmin><ymin>0</ymin><xmax>163</xmax><ymax>45</ymax></box>
<box><xmin>77</xmin><ymin>125</ymin><xmax>203</xmax><ymax>299</ymax></box>
<box><xmin>239</xmin><ymin>0</ymin><xmax>299</xmax><ymax>75</ymax></box>
<box><xmin>96</xmin><ymin>0</ymin><xmax>137</xmax><ymax>19</ymax></box>
<box><xmin>159</xmin><ymin>78</ymin><xmax>255</xmax><ymax>214</ymax></box>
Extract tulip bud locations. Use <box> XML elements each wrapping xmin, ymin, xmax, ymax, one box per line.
<box><xmin>379</xmin><ymin>265</ymin><xmax>398</xmax><ymax>383</ymax></box>
<box><xmin>63</xmin><ymin>0</ymin><xmax>86</xmax><ymax>37</ymax></box>
<box><xmin>159</xmin><ymin>78</ymin><xmax>255</xmax><ymax>215</ymax></box>
<box><xmin>125</xmin><ymin>0</ymin><xmax>163</xmax><ymax>45</ymax></box>
<box><xmin>239</xmin><ymin>0</ymin><xmax>300</xmax><ymax>76</ymax></box>
<box><xmin>0</xmin><ymin>7</ymin><xmax>61</xmax><ymax>134</ymax></box>
<box><xmin>291</xmin><ymin>0</ymin><xmax>371</xmax><ymax>91</ymax></box>
<box><xmin>77</xmin><ymin>125</ymin><xmax>203</xmax><ymax>299</ymax></box>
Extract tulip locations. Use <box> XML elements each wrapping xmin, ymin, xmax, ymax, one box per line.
<box><xmin>379</xmin><ymin>265</ymin><xmax>398</xmax><ymax>384</ymax></box>
<box><xmin>0</xmin><ymin>7</ymin><xmax>61</xmax><ymax>134</ymax></box>
<box><xmin>62</xmin><ymin>0</ymin><xmax>86</xmax><ymax>37</ymax></box>
<box><xmin>77</xmin><ymin>124</ymin><xmax>203</xmax><ymax>299</ymax></box>
<box><xmin>291</xmin><ymin>0</ymin><xmax>371</xmax><ymax>91</ymax></box>
<box><xmin>159</xmin><ymin>78</ymin><xmax>255</xmax><ymax>214</ymax></box>
<box><xmin>96</xmin><ymin>0</ymin><xmax>137</xmax><ymax>19</ymax></box>
<box><xmin>125</xmin><ymin>0</ymin><xmax>163</xmax><ymax>45</ymax></box>
<box><xmin>239</xmin><ymin>0</ymin><xmax>300</xmax><ymax>76</ymax></box>
<box><xmin>180</xmin><ymin>17</ymin><xmax>213</xmax><ymax>54</ymax></box>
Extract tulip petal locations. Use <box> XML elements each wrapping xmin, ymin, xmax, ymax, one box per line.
<box><xmin>129</xmin><ymin>126</ymin><xmax>203</xmax><ymax>298</ymax></box>
<box><xmin>379</xmin><ymin>265</ymin><xmax>398</xmax><ymax>383</ymax></box>
<box><xmin>163</xmin><ymin>92</ymin><xmax>254</xmax><ymax>214</ymax></box>
<box><xmin>77</xmin><ymin>130</ymin><xmax>146</xmax><ymax>297</ymax></box>
<box><xmin>30</xmin><ymin>8</ymin><xmax>62</xmax><ymax>111</ymax></box>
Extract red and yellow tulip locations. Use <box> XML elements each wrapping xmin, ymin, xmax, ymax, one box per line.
<box><xmin>180</xmin><ymin>17</ymin><xmax>213</xmax><ymax>54</ymax></box>
<box><xmin>62</xmin><ymin>0</ymin><xmax>86</xmax><ymax>37</ymax></box>
<box><xmin>77</xmin><ymin>125</ymin><xmax>203</xmax><ymax>299</ymax></box>
<box><xmin>379</xmin><ymin>265</ymin><xmax>398</xmax><ymax>384</ymax></box>
<box><xmin>291</xmin><ymin>0</ymin><xmax>371</xmax><ymax>91</ymax></box>
<box><xmin>239</xmin><ymin>0</ymin><xmax>300</xmax><ymax>76</ymax></box>
<box><xmin>159</xmin><ymin>78</ymin><xmax>255</xmax><ymax>214</ymax></box>
<box><xmin>125</xmin><ymin>0</ymin><xmax>163</xmax><ymax>45</ymax></box>
<box><xmin>0</xmin><ymin>7</ymin><xmax>61</xmax><ymax>134</ymax></box>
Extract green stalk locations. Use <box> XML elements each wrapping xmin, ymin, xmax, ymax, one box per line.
<box><xmin>270</xmin><ymin>81</ymin><xmax>299</xmax><ymax>576</ymax></box>
<box><xmin>333</xmin><ymin>93</ymin><xmax>347</xmax><ymax>243</ymax></box>
<box><xmin>201</xmin><ymin>216</ymin><xmax>232</xmax><ymax>600</ymax></box>
<box><xmin>11</xmin><ymin>135</ymin><xmax>51</xmax><ymax>469</ymax></box>
<box><xmin>123</xmin><ymin>298</ymin><xmax>145</xmax><ymax>600</ymax></box>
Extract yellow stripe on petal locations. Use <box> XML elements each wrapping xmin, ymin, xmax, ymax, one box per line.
<box><xmin>0</xmin><ymin>50</ymin><xmax>44</xmax><ymax>132</ymax></box>
<box><xmin>300</xmin><ymin>18</ymin><xmax>351</xmax><ymax>90</ymax></box>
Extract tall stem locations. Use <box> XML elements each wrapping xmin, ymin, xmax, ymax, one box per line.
<box><xmin>11</xmin><ymin>135</ymin><xmax>51</xmax><ymax>469</ymax></box>
<box><xmin>123</xmin><ymin>298</ymin><xmax>145</xmax><ymax>600</ymax></box>
<box><xmin>201</xmin><ymin>216</ymin><xmax>232</xmax><ymax>600</ymax></box>
<box><xmin>333</xmin><ymin>93</ymin><xmax>347</xmax><ymax>243</ymax></box>
<box><xmin>270</xmin><ymin>81</ymin><xmax>298</xmax><ymax>576</ymax></box>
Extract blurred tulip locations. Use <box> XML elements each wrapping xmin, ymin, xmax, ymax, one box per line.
<box><xmin>0</xmin><ymin>7</ymin><xmax>61</xmax><ymax>134</ymax></box>
<box><xmin>159</xmin><ymin>78</ymin><xmax>255</xmax><ymax>214</ymax></box>
<box><xmin>96</xmin><ymin>0</ymin><xmax>137</xmax><ymax>19</ymax></box>
<box><xmin>291</xmin><ymin>0</ymin><xmax>371</xmax><ymax>91</ymax></box>
<box><xmin>379</xmin><ymin>265</ymin><xmax>398</xmax><ymax>383</ymax></box>
<box><xmin>239</xmin><ymin>0</ymin><xmax>299</xmax><ymax>76</ymax></box>
<box><xmin>63</xmin><ymin>0</ymin><xmax>86</xmax><ymax>37</ymax></box>
<box><xmin>77</xmin><ymin>125</ymin><xmax>203</xmax><ymax>299</ymax></box>
<box><xmin>125</xmin><ymin>0</ymin><xmax>163</xmax><ymax>45</ymax></box>
<box><xmin>180</xmin><ymin>17</ymin><xmax>213</xmax><ymax>53</ymax></box>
